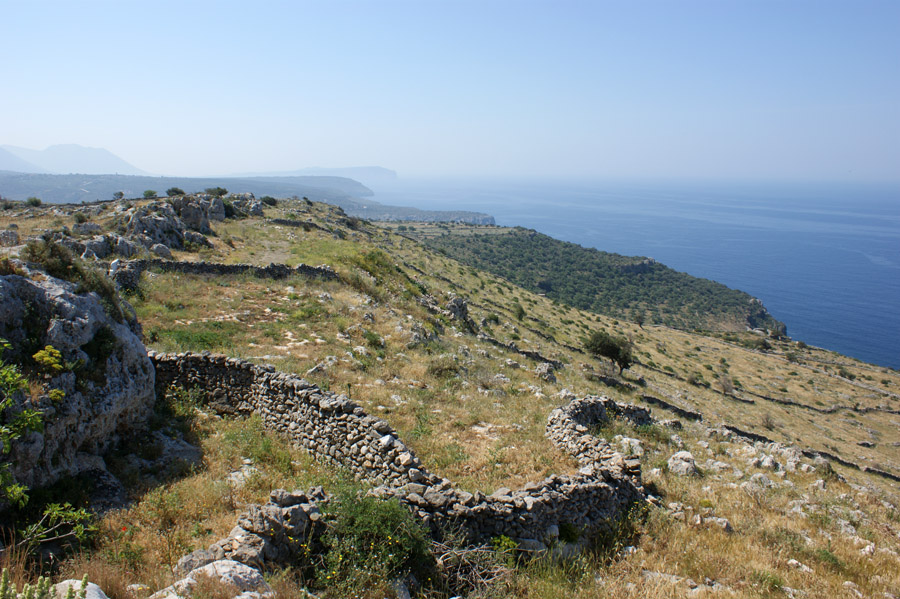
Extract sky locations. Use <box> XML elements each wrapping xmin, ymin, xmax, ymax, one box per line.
<box><xmin>3</xmin><ymin>0</ymin><xmax>899</xmax><ymax>182</ymax></box>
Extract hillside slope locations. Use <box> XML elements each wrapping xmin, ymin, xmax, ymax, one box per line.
<box><xmin>2</xmin><ymin>196</ymin><xmax>899</xmax><ymax>599</ymax></box>
<box><xmin>408</xmin><ymin>224</ymin><xmax>785</xmax><ymax>333</ymax></box>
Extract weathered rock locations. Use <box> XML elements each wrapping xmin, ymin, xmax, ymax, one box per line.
<box><xmin>150</xmin><ymin>243</ymin><xmax>173</xmax><ymax>259</ymax></box>
<box><xmin>0</xmin><ymin>229</ymin><xmax>19</xmax><ymax>247</ymax></box>
<box><xmin>0</xmin><ymin>266</ymin><xmax>154</xmax><ymax>490</ymax></box>
<box><xmin>667</xmin><ymin>451</ymin><xmax>699</xmax><ymax>476</ymax></box>
<box><xmin>55</xmin><ymin>580</ymin><xmax>109</xmax><ymax>599</ymax></box>
<box><xmin>149</xmin><ymin>560</ymin><xmax>273</xmax><ymax>599</ymax></box>
<box><xmin>208</xmin><ymin>197</ymin><xmax>226</xmax><ymax>221</ymax></box>
<box><xmin>535</xmin><ymin>362</ymin><xmax>557</xmax><ymax>383</ymax></box>
<box><xmin>125</xmin><ymin>202</ymin><xmax>185</xmax><ymax>249</ymax></box>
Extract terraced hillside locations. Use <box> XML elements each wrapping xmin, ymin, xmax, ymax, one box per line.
<box><xmin>1</xmin><ymin>195</ymin><xmax>899</xmax><ymax>598</ymax></box>
<box><xmin>404</xmin><ymin>223</ymin><xmax>785</xmax><ymax>333</ymax></box>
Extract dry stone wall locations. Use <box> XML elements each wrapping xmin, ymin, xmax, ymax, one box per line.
<box><xmin>113</xmin><ymin>259</ymin><xmax>336</xmax><ymax>292</ymax></box>
<box><xmin>150</xmin><ymin>352</ymin><xmax>645</xmax><ymax>544</ymax></box>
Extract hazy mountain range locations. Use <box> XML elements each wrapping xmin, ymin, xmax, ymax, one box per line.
<box><xmin>0</xmin><ymin>144</ymin><xmax>149</xmax><ymax>176</ymax></box>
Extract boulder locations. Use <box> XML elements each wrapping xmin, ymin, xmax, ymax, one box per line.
<box><xmin>0</xmin><ymin>265</ymin><xmax>154</xmax><ymax>490</ymax></box>
<box><xmin>150</xmin><ymin>243</ymin><xmax>173</xmax><ymax>259</ymax></box>
<box><xmin>125</xmin><ymin>202</ymin><xmax>185</xmax><ymax>249</ymax></box>
<box><xmin>230</xmin><ymin>195</ymin><xmax>264</xmax><ymax>217</ymax></box>
<box><xmin>667</xmin><ymin>451</ymin><xmax>698</xmax><ymax>476</ymax></box>
<box><xmin>149</xmin><ymin>560</ymin><xmax>273</xmax><ymax>599</ymax></box>
<box><xmin>184</xmin><ymin>231</ymin><xmax>212</xmax><ymax>248</ymax></box>
<box><xmin>171</xmin><ymin>197</ymin><xmax>212</xmax><ymax>234</ymax></box>
<box><xmin>0</xmin><ymin>230</ymin><xmax>20</xmax><ymax>247</ymax></box>
<box><xmin>535</xmin><ymin>362</ymin><xmax>556</xmax><ymax>383</ymax></box>
<box><xmin>208</xmin><ymin>197</ymin><xmax>226</xmax><ymax>221</ymax></box>
<box><xmin>83</xmin><ymin>236</ymin><xmax>112</xmax><ymax>259</ymax></box>
<box><xmin>55</xmin><ymin>580</ymin><xmax>109</xmax><ymax>599</ymax></box>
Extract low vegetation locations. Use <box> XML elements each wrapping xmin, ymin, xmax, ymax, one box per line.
<box><xmin>411</xmin><ymin>225</ymin><xmax>785</xmax><ymax>333</ymax></box>
<box><xmin>1</xmin><ymin>196</ymin><xmax>898</xmax><ymax>598</ymax></box>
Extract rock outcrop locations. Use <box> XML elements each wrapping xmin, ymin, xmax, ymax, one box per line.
<box><xmin>0</xmin><ymin>265</ymin><xmax>155</xmax><ymax>490</ymax></box>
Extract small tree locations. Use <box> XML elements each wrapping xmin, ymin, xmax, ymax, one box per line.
<box><xmin>166</xmin><ymin>187</ymin><xmax>185</xmax><ymax>196</ymax></box>
<box><xmin>143</xmin><ymin>190</ymin><xmax>157</xmax><ymax>199</ymax></box>
<box><xmin>26</xmin><ymin>197</ymin><xmax>41</xmax><ymax>207</ymax></box>
<box><xmin>585</xmin><ymin>330</ymin><xmax>633</xmax><ymax>374</ymax></box>
<box><xmin>113</xmin><ymin>191</ymin><xmax>125</xmax><ymax>201</ymax></box>
<box><xmin>204</xmin><ymin>187</ymin><xmax>228</xmax><ymax>197</ymax></box>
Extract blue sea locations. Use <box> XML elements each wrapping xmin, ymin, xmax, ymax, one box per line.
<box><xmin>372</xmin><ymin>178</ymin><xmax>900</xmax><ymax>370</ymax></box>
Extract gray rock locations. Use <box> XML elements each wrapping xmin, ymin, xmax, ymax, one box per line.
<box><xmin>534</xmin><ymin>362</ymin><xmax>556</xmax><ymax>383</ymax></box>
<box><xmin>0</xmin><ymin>268</ymin><xmax>154</xmax><ymax>490</ymax></box>
<box><xmin>84</xmin><ymin>236</ymin><xmax>112</xmax><ymax>259</ymax></box>
<box><xmin>55</xmin><ymin>580</ymin><xmax>109</xmax><ymax>599</ymax></box>
<box><xmin>208</xmin><ymin>197</ymin><xmax>226</xmax><ymax>221</ymax></box>
<box><xmin>150</xmin><ymin>560</ymin><xmax>273</xmax><ymax>599</ymax></box>
<box><xmin>175</xmin><ymin>549</ymin><xmax>216</xmax><ymax>577</ymax></box>
<box><xmin>667</xmin><ymin>451</ymin><xmax>698</xmax><ymax>476</ymax></box>
<box><xmin>0</xmin><ymin>229</ymin><xmax>20</xmax><ymax>247</ymax></box>
<box><xmin>150</xmin><ymin>243</ymin><xmax>173</xmax><ymax>259</ymax></box>
<box><xmin>125</xmin><ymin>202</ymin><xmax>185</xmax><ymax>249</ymax></box>
<box><xmin>184</xmin><ymin>231</ymin><xmax>212</xmax><ymax>248</ymax></box>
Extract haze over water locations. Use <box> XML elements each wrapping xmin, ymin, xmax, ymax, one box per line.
<box><xmin>375</xmin><ymin>179</ymin><xmax>900</xmax><ymax>370</ymax></box>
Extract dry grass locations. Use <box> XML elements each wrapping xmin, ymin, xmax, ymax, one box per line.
<box><xmin>5</xmin><ymin>200</ymin><xmax>900</xmax><ymax>598</ymax></box>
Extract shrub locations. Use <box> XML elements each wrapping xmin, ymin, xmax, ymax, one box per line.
<box><xmin>584</xmin><ymin>330</ymin><xmax>633</xmax><ymax>374</ymax></box>
<box><xmin>319</xmin><ymin>486</ymin><xmax>430</xmax><ymax>596</ymax></box>
<box><xmin>260</xmin><ymin>196</ymin><xmax>277</xmax><ymax>206</ymax></box>
<box><xmin>73</xmin><ymin>212</ymin><xmax>88</xmax><ymax>224</ymax></box>
<box><xmin>222</xmin><ymin>200</ymin><xmax>235</xmax><ymax>219</ymax></box>
<box><xmin>25</xmin><ymin>197</ymin><xmax>41</xmax><ymax>207</ymax></box>
<box><xmin>112</xmin><ymin>191</ymin><xmax>124</xmax><ymax>201</ymax></box>
<box><xmin>165</xmin><ymin>187</ymin><xmax>185</xmax><ymax>197</ymax></box>
<box><xmin>428</xmin><ymin>355</ymin><xmax>460</xmax><ymax>379</ymax></box>
<box><xmin>204</xmin><ymin>187</ymin><xmax>228</xmax><ymax>198</ymax></box>
<box><xmin>512</xmin><ymin>302</ymin><xmax>525</xmax><ymax>321</ymax></box>
<box><xmin>142</xmin><ymin>190</ymin><xmax>157</xmax><ymax>199</ymax></box>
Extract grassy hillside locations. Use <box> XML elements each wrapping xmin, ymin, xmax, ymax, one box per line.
<box><xmin>2</xmin><ymin>197</ymin><xmax>899</xmax><ymax>598</ymax></box>
<box><xmin>406</xmin><ymin>224</ymin><xmax>785</xmax><ymax>334</ymax></box>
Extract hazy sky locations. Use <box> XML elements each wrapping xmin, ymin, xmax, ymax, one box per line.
<box><xmin>3</xmin><ymin>0</ymin><xmax>898</xmax><ymax>181</ymax></box>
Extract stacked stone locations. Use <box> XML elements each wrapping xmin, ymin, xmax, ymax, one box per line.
<box><xmin>149</xmin><ymin>352</ymin><xmax>644</xmax><ymax>545</ymax></box>
<box><xmin>545</xmin><ymin>395</ymin><xmax>649</xmax><ymax>486</ymax></box>
<box><xmin>115</xmin><ymin>259</ymin><xmax>336</xmax><ymax>292</ymax></box>
<box><xmin>176</xmin><ymin>488</ymin><xmax>328</xmax><ymax>575</ymax></box>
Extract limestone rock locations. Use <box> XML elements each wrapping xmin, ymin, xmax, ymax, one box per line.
<box><xmin>55</xmin><ymin>580</ymin><xmax>109</xmax><ymax>599</ymax></box>
<box><xmin>150</xmin><ymin>560</ymin><xmax>273</xmax><ymax>599</ymax></box>
<box><xmin>667</xmin><ymin>451</ymin><xmax>698</xmax><ymax>476</ymax></box>
<box><xmin>0</xmin><ymin>266</ymin><xmax>154</xmax><ymax>490</ymax></box>
<box><xmin>150</xmin><ymin>243</ymin><xmax>173</xmax><ymax>259</ymax></box>
<box><xmin>0</xmin><ymin>229</ymin><xmax>19</xmax><ymax>247</ymax></box>
<box><xmin>535</xmin><ymin>362</ymin><xmax>557</xmax><ymax>383</ymax></box>
<box><xmin>125</xmin><ymin>202</ymin><xmax>185</xmax><ymax>249</ymax></box>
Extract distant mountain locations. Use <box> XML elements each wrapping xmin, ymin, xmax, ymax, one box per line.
<box><xmin>235</xmin><ymin>167</ymin><xmax>397</xmax><ymax>189</ymax></box>
<box><xmin>0</xmin><ymin>171</ymin><xmax>494</xmax><ymax>224</ymax></box>
<box><xmin>0</xmin><ymin>144</ymin><xmax>148</xmax><ymax>176</ymax></box>
<box><xmin>0</xmin><ymin>148</ymin><xmax>48</xmax><ymax>173</ymax></box>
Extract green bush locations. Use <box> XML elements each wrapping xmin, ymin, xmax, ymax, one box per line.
<box><xmin>319</xmin><ymin>486</ymin><xmax>430</xmax><ymax>595</ymax></box>
<box><xmin>584</xmin><ymin>330</ymin><xmax>633</xmax><ymax>373</ymax></box>
<box><xmin>260</xmin><ymin>196</ymin><xmax>278</xmax><ymax>206</ymax></box>
<box><xmin>73</xmin><ymin>212</ymin><xmax>88</xmax><ymax>224</ymax></box>
<box><xmin>26</xmin><ymin>197</ymin><xmax>41</xmax><ymax>207</ymax></box>
<box><xmin>204</xmin><ymin>187</ymin><xmax>228</xmax><ymax>197</ymax></box>
<box><xmin>165</xmin><ymin>187</ymin><xmax>185</xmax><ymax>196</ymax></box>
<box><xmin>142</xmin><ymin>190</ymin><xmax>157</xmax><ymax>199</ymax></box>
